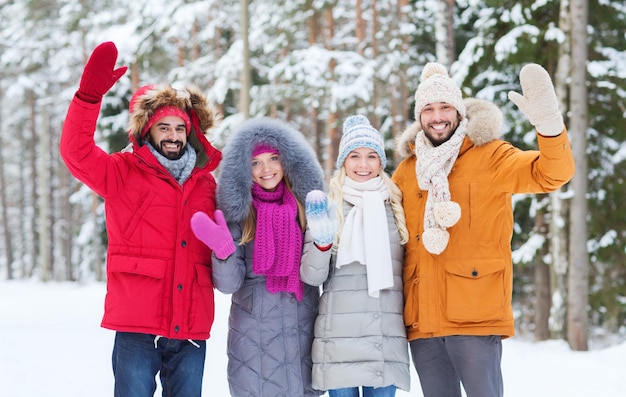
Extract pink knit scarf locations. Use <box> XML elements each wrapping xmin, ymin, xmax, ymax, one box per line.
<box><xmin>251</xmin><ymin>181</ymin><xmax>304</xmax><ymax>300</ymax></box>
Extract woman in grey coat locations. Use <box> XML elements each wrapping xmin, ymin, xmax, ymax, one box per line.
<box><xmin>300</xmin><ymin>116</ymin><xmax>410</xmax><ymax>397</ymax></box>
<box><xmin>191</xmin><ymin>117</ymin><xmax>324</xmax><ymax>397</ymax></box>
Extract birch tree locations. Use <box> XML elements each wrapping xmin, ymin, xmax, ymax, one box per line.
<box><xmin>546</xmin><ymin>0</ymin><xmax>572</xmax><ymax>341</ymax></box>
<box><xmin>567</xmin><ymin>0</ymin><xmax>589</xmax><ymax>351</ymax></box>
<box><xmin>240</xmin><ymin>0</ymin><xmax>251</xmax><ymax>119</ymax></box>
<box><xmin>435</xmin><ymin>0</ymin><xmax>455</xmax><ymax>68</ymax></box>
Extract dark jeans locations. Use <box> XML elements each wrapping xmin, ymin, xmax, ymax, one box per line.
<box><xmin>112</xmin><ymin>332</ymin><xmax>206</xmax><ymax>397</ymax></box>
<box><xmin>329</xmin><ymin>385</ymin><xmax>396</xmax><ymax>397</ymax></box>
<box><xmin>410</xmin><ymin>335</ymin><xmax>503</xmax><ymax>397</ymax></box>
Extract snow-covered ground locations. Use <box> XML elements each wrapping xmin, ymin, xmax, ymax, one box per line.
<box><xmin>2</xmin><ymin>280</ymin><xmax>625</xmax><ymax>396</ymax></box>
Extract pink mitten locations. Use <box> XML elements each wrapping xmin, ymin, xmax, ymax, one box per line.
<box><xmin>191</xmin><ymin>210</ymin><xmax>235</xmax><ymax>259</ymax></box>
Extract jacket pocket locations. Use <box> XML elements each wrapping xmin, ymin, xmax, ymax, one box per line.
<box><xmin>403</xmin><ymin>261</ymin><xmax>419</xmax><ymax>328</ymax></box>
<box><xmin>445</xmin><ymin>259</ymin><xmax>506</xmax><ymax>322</ymax></box>
<box><xmin>105</xmin><ymin>255</ymin><xmax>167</xmax><ymax>328</ymax></box>
<box><xmin>189</xmin><ymin>264</ymin><xmax>215</xmax><ymax>333</ymax></box>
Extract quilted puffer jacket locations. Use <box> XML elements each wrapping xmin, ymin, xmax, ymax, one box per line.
<box><xmin>212</xmin><ymin>117</ymin><xmax>325</xmax><ymax>397</ymax></box>
<box><xmin>60</xmin><ymin>86</ymin><xmax>222</xmax><ymax>340</ymax></box>
<box><xmin>300</xmin><ymin>201</ymin><xmax>410</xmax><ymax>392</ymax></box>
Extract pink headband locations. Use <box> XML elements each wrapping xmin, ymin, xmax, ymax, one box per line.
<box><xmin>252</xmin><ymin>144</ymin><xmax>278</xmax><ymax>157</ymax></box>
<box><xmin>141</xmin><ymin>106</ymin><xmax>191</xmax><ymax>138</ymax></box>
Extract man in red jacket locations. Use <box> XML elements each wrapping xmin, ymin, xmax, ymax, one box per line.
<box><xmin>60</xmin><ymin>42</ymin><xmax>224</xmax><ymax>397</ymax></box>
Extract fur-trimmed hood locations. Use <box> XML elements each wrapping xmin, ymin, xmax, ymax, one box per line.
<box><xmin>217</xmin><ymin>117</ymin><xmax>325</xmax><ymax>223</ymax></box>
<box><xmin>127</xmin><ymin>84</ymin><xmax>222</xmax><ymax>171</ymax></box>
<box><xmin>395</xmin><ymin>98</ymin><xmax>504</xmax><ymax>159</ymax></box>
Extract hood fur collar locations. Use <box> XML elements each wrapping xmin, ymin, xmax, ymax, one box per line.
<box><xmin>217</xmin><ymin>117</ymin><xmax>325</xmax><ymax>223</ymax></box>
<box><xmin>395</xmin><ymin>98</ymin><xmax>503</xmax><ymax>159</ymax></box>
<box><xmin>128</xmin><ymin>85</ymin><xmax>222</xmax><ymax>170</ymax></box>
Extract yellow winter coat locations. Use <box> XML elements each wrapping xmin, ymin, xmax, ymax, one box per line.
<box><xmin>391</xmin><ymin>98</ymin><xmax>575</xmax><ymax>341</ymax></box>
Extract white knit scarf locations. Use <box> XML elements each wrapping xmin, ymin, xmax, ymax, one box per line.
<box><xmin>336</xmin><ymin>176</ymin><xmax>392</xmax><ymax>298</ymax></box>
<box><xmin>415</xmin><ymin>118</ymin><xmax>467</xmax><ymax>255</ymax></box>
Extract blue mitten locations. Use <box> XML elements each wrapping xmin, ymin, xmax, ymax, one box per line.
<box><xmin>305</xmin><ymin>190</ymin><xmax>339</xmax><ymax>247</ymax></box>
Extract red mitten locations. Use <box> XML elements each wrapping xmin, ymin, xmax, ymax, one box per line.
<box><xmin>76</xmin><ymin>42</ymin><xmax>128</xmax><ymax>103</ymax></box>
<box><xmin>191</xmin><ymin>210</ymin><xmax>236</xmax><ymax>260</ymax></box>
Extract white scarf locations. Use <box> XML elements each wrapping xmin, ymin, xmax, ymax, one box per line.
<box><xmin>415</xmin><ymin>118</ymin><xmax>467</xmax><ymax>254</ymax></box>
<box><xmin>336</xmin><ymin>177</ymin><xmax>392</xmax><ymax>298</ymax></box>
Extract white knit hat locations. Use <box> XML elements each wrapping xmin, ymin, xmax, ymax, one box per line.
<box><xmin>414</xmin><ymin>63</ymin><xmax>466</xmax><ymax>119</ymax></box>
<box><xmin>337</xmin><ymin>115</ymin><xmax>387</xmax><ymax>169</ymax></box>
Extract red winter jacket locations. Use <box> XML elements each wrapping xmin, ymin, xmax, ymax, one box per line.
<box><xmin>60</xmin><ymin>97</ymin><xmax>220</xmax><ymax>340</ymax></box>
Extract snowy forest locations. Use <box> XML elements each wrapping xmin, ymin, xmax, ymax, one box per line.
<box><xmin>0</xmin><ymin>0</ymin><xmax>624</xmax><ymax>351</ymax></box>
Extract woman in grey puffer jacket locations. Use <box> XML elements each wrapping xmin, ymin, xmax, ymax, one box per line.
<box><xmin>192</xmin><ymin>117</ymin><xmax>325</xmax><ymax>397</ymax></box>
<box><xmin>300</xmin><ymin>115</ymin><xmax>411</xmax><ymax>396</ymax></box>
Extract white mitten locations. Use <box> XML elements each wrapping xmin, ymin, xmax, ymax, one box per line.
<box><xmin>305</xmin><ymin>190</ymin><xmax>339</xmax><ymax>247</ymax></box>
<box><xmin>508</xmin><ymin>63</ymin><xmax>564</xmax><ymax>137</ymax></box>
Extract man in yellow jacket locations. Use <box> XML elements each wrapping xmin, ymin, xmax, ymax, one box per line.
<box><xmin>392</xmin><ymin>62</ymin><xmax>575</xmax><ymax>397</ymax></box>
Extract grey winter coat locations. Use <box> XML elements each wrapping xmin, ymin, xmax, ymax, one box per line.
<box><xmin>300</xmin><ymin>200</ymin><xmax>410</xmax><ymax>392</ymax></box>
<box><xmin>213</xmin><ymin>117</ymin><xmax>325</xmax><ymax>397</ymax></box>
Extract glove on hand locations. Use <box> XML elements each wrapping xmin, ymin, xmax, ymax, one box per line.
<box><xmin>508</xmin><ymin>63</ymin><xmax>564</xmax><ymax>137</ymax></box>
<box><xmin>191</xmin><ymin>210</ymin><xmax>236</xmax><ymax>260</ymax></box>
<box><xmin>77</xmin><ymin>41</ymin><xmax>128</xmax><ymax>103</ymax></box>
<box><xmin>305</xmin><ymin>190</ymin><xmax>339</xmax><ymax>247</ymax></box>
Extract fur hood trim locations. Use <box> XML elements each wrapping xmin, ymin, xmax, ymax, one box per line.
<box><xmin>128</xmin><ymin>84</ymin><xmax>222</xmax><ymax>170</ymax></box>
<box><xmin>395</xmin><ymin>98</ymin><xmax>503</xmax><ymax>159</ymax></box>
<box><xmin>217</xmin><ymin>117</ymin><xmax>325</xmax><ymax>223</ymax></box>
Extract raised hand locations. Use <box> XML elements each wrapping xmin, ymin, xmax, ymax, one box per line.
<box><xmin>77</xmin><ymin>42</ymin><xmax>128</xmax><ymax>103</ymax></box>
<box><xmin>508</xmin><ymin>63</ymin><xmax>564</xmax><ymax>137</ymax></box>
<box><xmin>190</xmin><ymin>210</ymin><xmax>235</xmax><ymax>260</ymax></box>
<box><xmin>305</xmin><ymin>190</ymin><xmax>338</xmax><ymax>247</ymax></box>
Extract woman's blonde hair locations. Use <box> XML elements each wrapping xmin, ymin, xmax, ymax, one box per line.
<box><xmin>328</xmin><ymin>166</ymin><xmax>409</xmax><ymax>248</ymax></box>
<box><xmin>240</xmin><ymin>175</ymin><xmax>306</xmax><ymax>245</ymax></box>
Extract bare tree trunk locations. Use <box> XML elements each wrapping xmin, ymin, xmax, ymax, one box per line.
<box><xmin>370</xmin><ymin>0</ymin><xmax>381</xmax><ymax>129</ymax></box>
<box><xmin>192</xmin><ymin>20</ymin><xmax>200</xmax><ymax>61</ymax></box>
<box><xmin>28</xmin><ymin>90</ymin><xmax>39</xmax><ymax>277</ymax></box>
<box><xmin>389</xmin><ymin>0</ymin><xmax>410</xmax><ymax>166</ymax></box>
<box><xmin>307</xmin><ymin>7</ymin><xmax>325</xmax><ymax>167</ymax></box>
<box><xmin>39</xmin><ymin>103</ymin><xmax>51</xmax><ymax>281</ymax></box>
<box><xmin>355</xmin><ymin>0</ymin><xmax>365</xmax><ymax>55</ymax></box>
<box><xmin>176</xmin><ymin>37</ymin><xmax>184</xmax><ymax>67</ymax></box>
<box><xmin>324</xmin><ymin>6</ymin><xmax>339</xmax><ymax>179</ymax></box>
<box><xmin>534</xmin><ymin>258</ymin><xmax>551</xmax><ymax>340</ymax></box>
<box><xmin>567</xmin><ymin>0</ymin><xmax>589</xmax><ymax>351</ymax></box>
<box><xmin>48</xmin><ymin>115</ymin><xmax>57</xmax><ymax>279</ymax></box>
<box><xmin>533</xmin><ymin>205</ymin><xmax>551</xmax><ymax>341</ymax></box>
<box><xmin>546</xmin><ymin>0</ymin><xmax>572</xmax><ymax>340</ymax></box>
<box><xmin>18</xmin><ymin>98</ymin><xmax>28</xmax><ymax>278</ymax></box>
<box><xmin>130</xmin><ymin>62</ymin><xmax>140</xmax><ymax>92</ymax></box>
<box><xmin>59</xmin><ymin>154</ymin><xmax>74</xmax><ymax>282</ymax></box>
<box><xmin>435</xmin><ymin>0</ymin><xmax>455</xmax><ymax>68</ymax></box>
<box><xmin>240</xmin><ymin>0</ymin><xmax>250</xmax><ymax>120</ymax></box>
<box><xmin>93</xmin><ymin>193</ymin><xmax>104</xmax><ymax>282</ymax></box>
<box><xmin>0</xmin><ymin>89</ymin><xmax>14</xmax><ymax>279</ymax></box>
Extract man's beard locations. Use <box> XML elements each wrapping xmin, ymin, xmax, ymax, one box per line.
<box><xmin>424</xmin><ymin>129</ymin><xmax>454</xmax><ymax>147</ymax></box>
<box><xmin>150</xmin><ymin>138</ymin><xmax>187</xmax><ymax>160</ymax></box>
<box><xmin>423</xmin><ymin>121</ymin><xmax>459</xmax><ymax>147</ymax></box>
